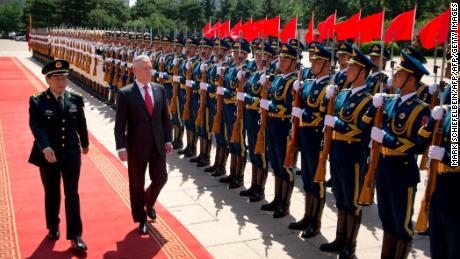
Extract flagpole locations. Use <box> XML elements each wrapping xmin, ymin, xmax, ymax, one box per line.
<box><xmin>433</xmin><ymin>36</ymin><xmax>439</xmax><ymax>84</ymax></box>
<box><xmin>379</xmin><ymin>8</ymin><xmax>386</xmax><ymax>93</ymax></box>
<box><xmin>390</xmin><ymin>32</ymin><xmax>395</xmax><ymax>77</ymax></box>
<box><xmin>411</xmin><ymin>4</ymin><xmax>417</xmax><ymax>45</ymax></box>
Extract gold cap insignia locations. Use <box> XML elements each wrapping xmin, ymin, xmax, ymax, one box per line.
<box><xmin>56</xmin><ymin>61</ymin><xmax>62</xmax><ymax>68</ymax></box>
<box><xmin>372</xmin><ymin>45</ymin><xmax>380</xmax><ymax>51</ymax></box>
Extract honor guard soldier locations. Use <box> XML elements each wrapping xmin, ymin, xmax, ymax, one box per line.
<box><xmin>302</xmin><ymin>41</ymin><xmax>319</xmax><ymax>81</ymax></box>
<box><xmin>207</xmin><ymin>38</ymin><xmax>234</xmax><ymax>177</ymax></box>
<box><xmin>320</xmin><ymin>48</ymin><xmax>375</xmax><ymax>258</ymax></box>
<box><xmin>190</xmin><ymin>37</ymin><xmax>215</xmax><ymax>167</ymax></box>
<box><xmin>178</xmin><ymin>36</ymin><xmax>200</xmax><ymax>158</ymax></box>
<box><xmin>155</xmin><ymin>35</ymin><xmax>174</xmax><ymax>102</ymax></box>
<box><xmin>362</xmin><ymin>51</ymin><xmax>431</xmax><ymax>259</ymax></box>
<box><xmin>28</xmin><ymin>59</ymin><xmax>89</xmax><ymax>252</ymax></box>
<box><xmin>237</xmin><ymin>41</ymin><xmax>276</xmax><ymax>201</ymax></box>
<box><xmin>400</xmin><ymin>47</ymin><xmax>432</xmax><ymax>103</ymax></box>
<box><xmin>290</xmin><ymin>43</ymin><xmax>331</xmax><ymax>235</ymax></box>
<box><xmin>366</xmin><ymin>44</ymin><xmax>390</xmax><ymax>95</ymax></box>
<box><xmin>150</xmin><ymin>34</ymin><xmax>163</xmax><ymax>83</ymax></box>
<box><xmin>335</xmin><ymin>41</ymin><xmax>353</xmax><ymax>90</ymax></box>
<box><xmin>269</xmin><ymin>37</ymin><xmax>281</xmax><ymax>74</ymax></box>
<box><xmin>170</xmin><ymin>35</ymin><xmax>187</xmax><ymax>150</ymax></box>
<box><xmin>259</xmin><ymin>42</ymin><xmax>298</xmax><ymax>218</ymax></box>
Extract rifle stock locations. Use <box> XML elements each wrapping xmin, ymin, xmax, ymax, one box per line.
<box><xmin>169</xmin><ymin>61</ymin><xmax>180</xmax><ymax>113</ymax></box>
<box><xmin>284</xmin><ymin>81</ymin><xmax>302</xmax><ymax>167</ymax></box>
<box><xmin>255</xmin><ymin>81</ymin><xmax>269</xmax><ymax>154</ymax></box>
<box><xmin>230</xmin><ymin>74</ymin><xmax>246</xmax><ymax>143</ymax></box>
<box><xmin>196</xmin><ymin>64</ymin><xmax>207</xmax><ymax>127</ymax></box>
<box><xmin>183</xmin><ymin>60</ymin><xmax>193</xmax><ymax>120</ymax></box>
<box><xmin>212</xmin><ymin>67</ymin><xmax>225</xmax><ymax>133</ymax></box>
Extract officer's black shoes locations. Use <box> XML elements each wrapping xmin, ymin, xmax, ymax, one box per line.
<box><xmin>177</xmin><ymin>146</ymin><xmax>189</xmax><ymax>155</ymax></box>
<box><xmin>339</xmin><ymin>247</ymin><xmax>358</xmax><ymax>259</ymax></box>
<box><xmin>260</xmin><ymin>199</ymin><xmax>279</xmax><ymax>211</ymax></box>
<box><xmin>320</xmin><ymin>209</ymin><xmax>347</xmax><ymax>252</ymax></box>
<box><xmin>239</xmin><ymin>186</ymin><xmax>255</xmax><ymax>196</ymax></box>
<box><xmin>219</xmin><ymin>174</ymin><xmax>234</xmax><ymax>183</ymax></box>
<box><xmin>289</xmin><ymin>193</ymin><xmax>313</xmax><ymax>230</ymax></box>
<box><xmin>273</xmin><ymin>181</ymin><xmax>293</xmax><ymax>218</ymax></box>
<box><xmin>146</xmin><ymin>206</ymin><xmax>156</xmax><ymax>220</ymax></box>
<box><xmin>273</xmin><ymin>204</ymin><xmax>290</xmax><ymax>218</ymax></box>
<box><xmin>228</xmin><ymin>176</ymin><xmax>243</xmax><ymax>189</ymax></box>
<box><xmin>211</xmin><ymin>167</ymin><xmax>226</xmax><ymax>177</ymax></box>
<box><xmin>197</xmin><ymin>157</ymin><xmax>210</xmax><ymax>167</ymax></box>
<box><xmin>47</xmin><ymin>227</ymin><xmax>60</xmax><ymax>241</ymax></box>
<box><xmin>70</xmin><ymin>236</ymin><xmax>87</xmax><ymax>252</ymax></box>
<box><xmin>302</xmin><ymin>223</ymin><xmax>320</xmax><ymax>238</ymax></box>
<box><xmin>138</xmin><ymin>222</ymin><xmax>148</xmax><ymax>235</ymax></box>
<box><xmin>338</xmin><ymin>212</ymin><xmax>361</xmax><ymax>259</ymax></box>
<box><xmin>172</xmin><ymin>141</ymin><xmax>183</xmax><ymax>150</ymax></box>
<box><xmin>190</xmin><ymin>155</ymin><xmax>201</xmax><ymax>163</ymax></box>
<box><xmin>249</xmin><ymin>187</ymin><xmax>265</xmax><ymax>202</ymax></box>
<box><xmin>302</xmin><ymin>197</ymin><xmax>325</xmax><ymax>238</ymax></box>
<box><xmin>261</xmin><ymin>177</ymin><xmax>282</xmax><ymax>211</ymax></box>
<box><xmin>184</xmin><ymin>149</ymin><xmax>196</xmax><ymax>158</ymax></box>
<box><xmin>204</xmin><ymin>164</ymin><xmax>217</xmax><ymax>173</ymax></box>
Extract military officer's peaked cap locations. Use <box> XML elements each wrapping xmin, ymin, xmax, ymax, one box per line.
<box><xmin>186</xmin><ymin>36</ymin><xmax>200</xmax><ymax>47</ymax></box>
<box><xmin>280</xmin><ymin>43</ymin><xmax>299</xmax><ymax>59</ymax></box>
<box><xmin>288</xmin><ymin>38</ymin><xmax>305</xmax><ymax>52</ymax></box>
<box><xmin>404</xmin><ymin>46</ymin><xmax>427</xmax><ymax>64</ymax></box>
<box><xmin>397</xmin><ymin>50</ymin><xmax>429</xmax><ymax>78</ymax></box>
<box><xmin>336</xmin><ymin>41</ymin><xmax>353</xmax><ymax>56</ymax></box>
<box><xmin>222</xmin><ymin>36</ymin><xmax>235</xmax><ymax>45</ymax></box>
<box><xmin>173</xmin><ymin>35</ymin><xmax>185</xmax><ymax>46</ymax></box>
<box><xmin>162</xmin><ymin>35</ymin><xmax>172</xmax><ymax>44</ymax></box>
<box><xmin>269</xmin><ymin>37</ymin><xmax>281</xmax><ymax>50</ymax></box>
<box><xmin>311</xmin><ymin>43</ymin><xmax>333</xmax><ymax>61</ymax></box>
<box><xmin>42</xmin><ymin>59</ymin><xmax>70</xmax><ymax>76</ymax></box>
<box><xmin>256</xmin><ymin>42</ymin><xmax>276</xmax><ymax>57</ymax></box>
<box><xmin>308</xmin><ymin>41</ymin><xmax>321</xmax><ymax>52</ymax></box>
<box><xmin>251</xmin><ymin>38</ymin><xmax>261</xmax><ymax>47</ymax></box>
<box><xmin>232</xmin><ymin>38</ymin><xmax>251</xmax><ymax>54</ymax></box>
<box><xmin>144</xmin><ymin>32</ymin><xmax>152</xmax><ymax>41</ymax></box>
<box><xmin>152</xmin><ymin>34</ymin><xmax>160</xmax><ymax>42</ymax></box>
<box><xmin>347</xmin><ymin>47</ymin><xmax>375</xmax><ymax>69</ymax></box>
<box><xmin>214</xmin><ymin>38</ymin><xmax>231</xmax><ymax>50</ymax></box>
<box><xmin>368</xmin><ymin>43</ymin><xmax>391</xmax><ymax>60</ymax></box>
<box><xmin>201</xmin><ymin>37</ymin><xmax>214</xmax><ymax>48</ymax></box>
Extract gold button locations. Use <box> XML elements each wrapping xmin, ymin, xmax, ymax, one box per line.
<box><xmin>62</xmin><ymin>127</ymin><xmax>65</xmax><ymax>131</ymax></box>
<box><xmin>62</xmin><ymin>119</ymin><xmax>65</xmax><ymax>123</ymax></box>
<box><xmin>61</xmin><ymin>144</ymin><xmax>65</xmax><ymax>147</ymax></box>
<box><xmin>62</xmin><ymin>136</ymin><xmax>65</xmax><ymax>139</ymax></box>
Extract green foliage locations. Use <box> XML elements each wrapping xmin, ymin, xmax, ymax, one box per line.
<box><xmin>0</xmin><ymin>0</ymin><xmax>24</xmax><ymax>33</ymax></box>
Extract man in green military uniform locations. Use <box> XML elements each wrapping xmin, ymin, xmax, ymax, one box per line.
<box><xmin>28</xmin><ymin>59</ymin><xmax>89</xmax><ymax>253</ymax></box>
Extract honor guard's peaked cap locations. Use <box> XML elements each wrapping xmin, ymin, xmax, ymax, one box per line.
<box><xmin>214</xmin><ymin>38</ymin><xmax>231</xmax><ymax>50</ymax></box>
<box><xmin>232</xmin><ymin>38</ymin><xmax>251</xmax><ymax>54</ymax></box>
<box><xmin>288</xmin><ymin>38</ymin><xmax>305</xmax><ymax>52</ymax></box>
<box><xmin>336</xmin><ymin>41</ymin><xmax>354</xmax><ymax>56</ymax></box>
<box><xmin>42</xmin><ymin>59</ymin><xmax>70</xmax><ymax>76</ymax></box>
<box><xmin>162</xmin><ymin>35</ymin><xmax>172</xmax><ymax>44</ymax></box>
<box><xmin>308</xmin><ymin>41</ymin><xmax>321</xmax><ymax>52</ymax></box>
<box><xmin>368</xmin><ymin>43</ymin><xmax>391</xmax><ymax>60</ymax></box>
<box><xmin>404</xmin><ymin>46</ymin><xmax>427</xmax><ymax>64</ymax></box>
<box><xmin>311</xmin><ymin>43</ymin><xmax>333</xmax><ymax>61</ymax></box>
<box><xmin>256</xmin><ymin>42</ymin><xmax>276</xmax><ymax>57</ymax></box>
<box><xmin>280</xmin><ymin>43</ymin><xmax>299</xmax><ymax>60</ymax></box>
<box><xmin>397</xmin><ymin>50</ymin><xmax>430</xmax><ymax>78</ymax></box>
<box><xmin>173</xmin><ymin>35</ymin><xmax>185</xmax><ymax>46</ymax></box>
<box><xmin>201</xmin><ymin>37</ymin><xmax>214</xmax><ymax>48</ymax></box>
<box><xmin>347</xmin><ymin>47</ymin><xmax>375</xmax><ymax>69</ymax></box>
<box><xmin>186</xmin><ymin>36</ymin><xmax>200</xmax><ymax>47</ymax></box>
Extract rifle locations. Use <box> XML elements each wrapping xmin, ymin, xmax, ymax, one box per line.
<box><xmin>415</xmin><ymin>38</ymin><xmax>448</xmax><ymax>233</ymax></box>
<box><xmin>159</xmin><ymin>30</ymin><xmax>165</xmax><ymax>85</ymax></box>
<box><xmin>169</xmin><ymin>30</ymin><xmax>180</xmax><ymax>113</ymax></box>
<box><xmin>314</xmin><ymin>32</ymin><xmax>337</xmax><ymax>183</ymax></box>
<box><xmin>183</xmin><ymin>53</ymin><xmax>193</xmax><ymax>121</ymax></box>
<box><xmin>195</xmin><ymin>55</ymin><xmax>208</xmax><ymax>127</ymax></box>
<box><xmin>284</xmin><ymin>22</ymin><xmax>302</xmax><ymax>167</ymax></box>
<box><xmin>359</xmin><ymin>10</ymin><xmax>386</xmax><ymax>204</ymax></box>
<box><xmin>211</xmin><ymin>45</ymin><xmax>226</xmax><ymax>133</ymax></box>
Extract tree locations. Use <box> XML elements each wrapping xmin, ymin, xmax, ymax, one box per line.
<box><xmin>0</xmin><ymin>0</ymin><xmax>24</xmax><ymax>34</ymax></box>
<box><xmin>24</xmin><ymin>0</ymin><xmax>59</xmax><ymax>28</ymax></box>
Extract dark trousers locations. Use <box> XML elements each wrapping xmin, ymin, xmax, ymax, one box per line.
<box><xmin>39</xmin><ymin>149</ymin><xmax>82</xmax><ymax>239</ymax></box>
<box><xmin>299</xmin><ymin>126</ymin><xmax>323</xmax><ymax>198</ymax></box>
<box><xmin>267</xmin><ymin>117</ymin><xmax>293</xmax><ymax>181</ymax></box>
<box><xmin>127</xmin><ymin>152</ymin><xmax>168</xmax><ymax>223</ymax></box>
<box><xmin>244</xmin><ymin>109</ymin><xmax>266</xmax><ymax>169</ymax></box>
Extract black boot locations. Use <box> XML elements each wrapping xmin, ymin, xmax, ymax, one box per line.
<box><xmin>381</xmin><ymin>231</ymin><xmax>397</xmax><ymax>259</ymax></box>
<box><xmin>176</xmin><ymin>126</ymin><xmax>184</xmax><ymax>149</ymax></box>
<box><xmin>320</xmin><ymin>209</ymin><xmax>348</xmax><ymax>252</ymax></box>
<box><xmin>219</xmin><ymin>153</ymin><xmax>237</xmax><ymax>183</ymax></box>
<box><xmin>301</xmin><ymin>197</ymin><xmax>325</xmax><ymax>238</ymax></box>
<box><xmin>249</xmin><ymin>168</ymin><xmax>268</xmax><ymax>202</ymax></box>
<box><xmin>197</xmin><ymin>138</ymin><xmax>211</xmax><ymax>167</ymax></box>
<box><xmin>205</xmin><ymin>144</ymin><xmax>220</xmax><ymax>173</ymax></box>
<box><xmin>178</xmin><ymin>130</ymin><xmax>191</xmax><ymax>155</ymax></box>
<box><xmin>229</xmin><ymin>155</ymin><xmax>245</xmax><ymax>189</ymax></box>
<box><xmin>261</xmin><ymin>177</ymin><xmax>282</xmax><ymax>211</ymax></box>
<box><xmin>273</xmin><ymin>180</ymin><xmax>294</xmax><ymax>218</ymax></box>
<box><xmin>184</xmin><ymin>133</ymin><xmax>198</xmax><ymax>157</ymax></box>
<box><xmin>190</xmin><ymin>137</ymin><xmax>204</xmax><ymax>162</ymax></box>
<box><xmin>212</xmin><ymin>146</ymin><xmax>229</xmax><ymax>177</ymax></box>
<box><xmin>394</xmin><ymin>240</ymin><xmax>412</xmax><ymax>259</ymax></box>
<box><xmin>289</xmin><ymin>193</ymin><xmax>313</xmax><ymax>230</ymax></box>
<box><xmin>240</xmin><ymin>165</ymin><xmax>258</xmax><ymax>196</ymax></box>
<box><xmin>339</xmin><ymin>211</ymin><xmax>362</xmax><ymax>259</ymax></box>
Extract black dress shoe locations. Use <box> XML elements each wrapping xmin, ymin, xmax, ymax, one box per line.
<box><xmin>219</xmin><ymin>174</ymin><xmax>234</xmax><ymax>183</ymax></box>
<box><xmin>229</xmin><ymin>177</ymin><xmax>243</xmax><ymax>189</ymax></box>
<box><xmin>71</xmin><ymin>236</ymin><xmax>87</xmax><ymax>251</ymax></box>
<box><xmin>184</xmin><ymin>149</ymin><xmax>196</xmax><ymax>158</ymax></box>
<box><xmin>204</xmin><ymin>164</ymin><xmax>217</xmax><ymax>173</ymax></box>
<box><xmin>47</xmin><ymin>228</ymin><xmax>60</xmax><ymax>241</ymax></box>
<box><xmin>146</xmin><ymin>206</ymin><xmax>157</xmax><ymax>220</ymax></box>
<box><xmin>301</xmin><ymin>223</ymin><xmax>321</xmax><ymax>238</ymax></box>
<box><xmin>190</xmin><ymin>155</ymin><xmax>201</xmax><ymax>163</ymax></box>
<box><xmin>197</xmin><ymin>158</ymin><xmax>210</xmax><ymax>167</ymax></box>
<box><xmin>138</xmin><ymin>222</ymin><xmax>148</xmax><ymax>234</ymax></box>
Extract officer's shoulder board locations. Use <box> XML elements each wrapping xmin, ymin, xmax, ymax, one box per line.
<box><xmin>32</xmin><ymin>90</ymin><xmax>46</xmax><ymax>99</ymax></box>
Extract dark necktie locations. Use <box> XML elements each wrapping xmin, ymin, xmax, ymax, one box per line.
<box><xmin>57</xmin><ymin>96</ymin><xmax>64</xmax><ymax>111</ymax></box>
<box><xmin>144</xmin><ymin>85</ymin><xmax>154</xmax><ymax>115</ymax></box>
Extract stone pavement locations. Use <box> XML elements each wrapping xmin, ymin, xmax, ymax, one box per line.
<box><xmin>1</xmin><ymin>39</ymin><xmax>434</xmax><ymax>258</ymax></box>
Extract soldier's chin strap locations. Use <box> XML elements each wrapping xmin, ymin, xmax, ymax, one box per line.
<box><xmin>399</xmin><ymin>73</ymin><xmax>413</xmax><ymax>91</ymax></box>
<box><xmin>349</xmin><ymin>66</ymin><xmax>363</xmax><ymax>85</ymax></box>
<box><xmin>314</xmin><ymin>59</ymin><xmax>328</xmax><ymax>77</ymax></box>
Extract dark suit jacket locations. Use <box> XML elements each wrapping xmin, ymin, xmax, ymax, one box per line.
<box><xmin>28</xmin><ymin>89</ymin><xmax>89</xmax><ymax>167</ymax></box>
<box><xmin>114</xmin><ymin>81</ymin><xmax>172</xmax><ymax>159</ymax></box>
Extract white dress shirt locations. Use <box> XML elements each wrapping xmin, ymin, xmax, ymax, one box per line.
<box><xmin>136</xmin><ymin>80</ymin><xmax>154</xmax><ymax>106</ymax></box>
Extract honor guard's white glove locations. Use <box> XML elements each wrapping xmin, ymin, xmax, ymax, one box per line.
<box><xmin>217</xmin><ymin>86</ymin><xmax>225</xmax><ymax>95</ymax></box>
<box><xmin>429</xmin><ymin>83</ymin><xmax>438</xmax><ymax>95</ymax></box>
<box><xmin>237</xmin><ymin>92</ymin><xmax>246</xmax><ymax>101</ymax></box>
<box><xmin>200</xmin><ymin>63</ymin><xmax>206</xmax><ymax>72</ymax></box>
<box><xmin>173</xmin><ymin>75</ymin><xmax>180</xmax><ymax>82</ymax></box>
<box><xmin>386</xmin><ymin>77</ymin><xmax>393</xmax><ymax>88</ymax></box>
<box><xmin>185</xmin><ymin>61</ymin><xmax>192</xmax><ymax>70</ymax></box>
<box><xmin>213</xmin><ymin>56</ymin><xmax>218</xmax><ymax>63</ymax></box>
<box><xmin>291</xmin><ymin>107</ymin><xmax>304</xmax><ymax>119</ymax></box>
<box><xmin>260</xmin><ymin>99</ymin><xmax>271</xmax><ymax>110</ymax></box>
<box><xmin>217</xmin><ymin>66</ymin><xmax>222</xmax><ymax>75</ymax></box>
<box><xmin>173</xmin><ymin>58</ymin><xmax>179</xmax><ymax>66</ymax></box>
<box><xmin>186</xmin><ymin>80</ymin><xmax>193</xmax><ymax>88</ymax></box>
<box><xmin>431</xmin><ymin>106</ymin><xmax>445</xmax><ymax>121</ymax></box>
<box><xmin>293</xmin><ymin>80</ymin><xmax>302</xmax><ymax>91</ymax></box>
<box><xmin>428</xmin><ymin>145</ymin><xmax>445</xmax><ymax>161</ymax></box>
<box><xmin>159</xmin><ymin>72</ymin><xmax>164</xmax><ymax>79</ymax></box>
<box><xmin>200</xmin><ymin>82</ymin><xmax>208</xmax><ymax>91</ymax></box>
<box><xmin>326</xmin><ymin>85</ymin><xmax>336</xmax><ymax>99</ymax></box>
<box><xmin>373</xmin><ymin>93</ymin><xmax>385</xmax><ymax>108</ymax></box>
<box><xmin>259</xmin><ymin>74</ymin><xmax>267</xmax><ymax>85</ymax></box>
<box><xmin>159</xmin><ymin>56</ymin><xmax>165</xmax><ymax>64</ymax></box>
<box><xmin>371</xmin><ymin>126</ymin><xmax>386</xmax><ymax>143</ymax></box>
<box><xmin>237</xmin><ymin>70</ymin><xmax>245</xmax><ymax>80</ymax></box>
<box><xmin>324</xmin><ymin>115</ymin><xmax>337</xmax><ymax>128</ymax></box>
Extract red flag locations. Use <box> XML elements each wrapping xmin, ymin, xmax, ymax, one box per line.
<box><xmin>357</xmin><ymin>11</ymin><xmax>384</xmax><ymax>43</ymax></box>
<box><xmin>280</xmin><ymin>17</ymin><xmax>297</xmax><ymax>42</ymax></box>
<box><xmin>318</xmin><ymin>13</ymin><xmax>336</xmax><ymax>41</ymax></box>
<box><xmin>203</xmin><ymin>21</ymin><xmax>221</xmax><ymax>38</ymax></box>
<box><xmin>304</xmin><ymin>16</ymin><xmax>315</xmax><ymax>43</ymax></box>
<box><xmin>335</xmin><ymin>12</ymin><xmax>360</xmax><ymax>41</ymax></box>
<box><xmin>418</xmin><ymin>8</ymin><xmax>450</xmax><ymax>49</ymax></box>
<box><xmin>227</xmin><ymin>19</ymin><xmax>243</xmax><ymax>39</ymax></box>
<box><xmin>384</xmin><ymin>9</ymin><xmax>416</xmax><ymax>43</ymax></box>
<box><xmin>259</xmin><ymin>17</ymin><xmax>281</xmax><ymax>37</ymax></box>
<box><xmin>241</xmin><ymin>18</ymin><xmax>267</xmax><ymax>41</ymax></box>
<box><xmin>202</xmin><ymin>21</ymin><xmax>211</xmax><ymax>35</ymax></box>
<box><xmin>219</xmin><ymin>20</ymin><xmax>231</xmax><ymax>38</ymax></box>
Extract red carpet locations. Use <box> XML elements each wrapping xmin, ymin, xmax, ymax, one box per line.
<box><xmin>0</xmin><ymin>57</ymin><xmax>212</xmax><ymax>259</ymax></box>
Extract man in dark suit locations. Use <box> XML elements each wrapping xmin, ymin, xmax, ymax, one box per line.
<box><xmin>28</xmin><ymin>59</ymin><xmax>89</xmax><ymax>252</ymax></box>
<box><xmin>114</xmin><ymin>55</ymin><xmax>173</xmax><ymax>234</ymax></box>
